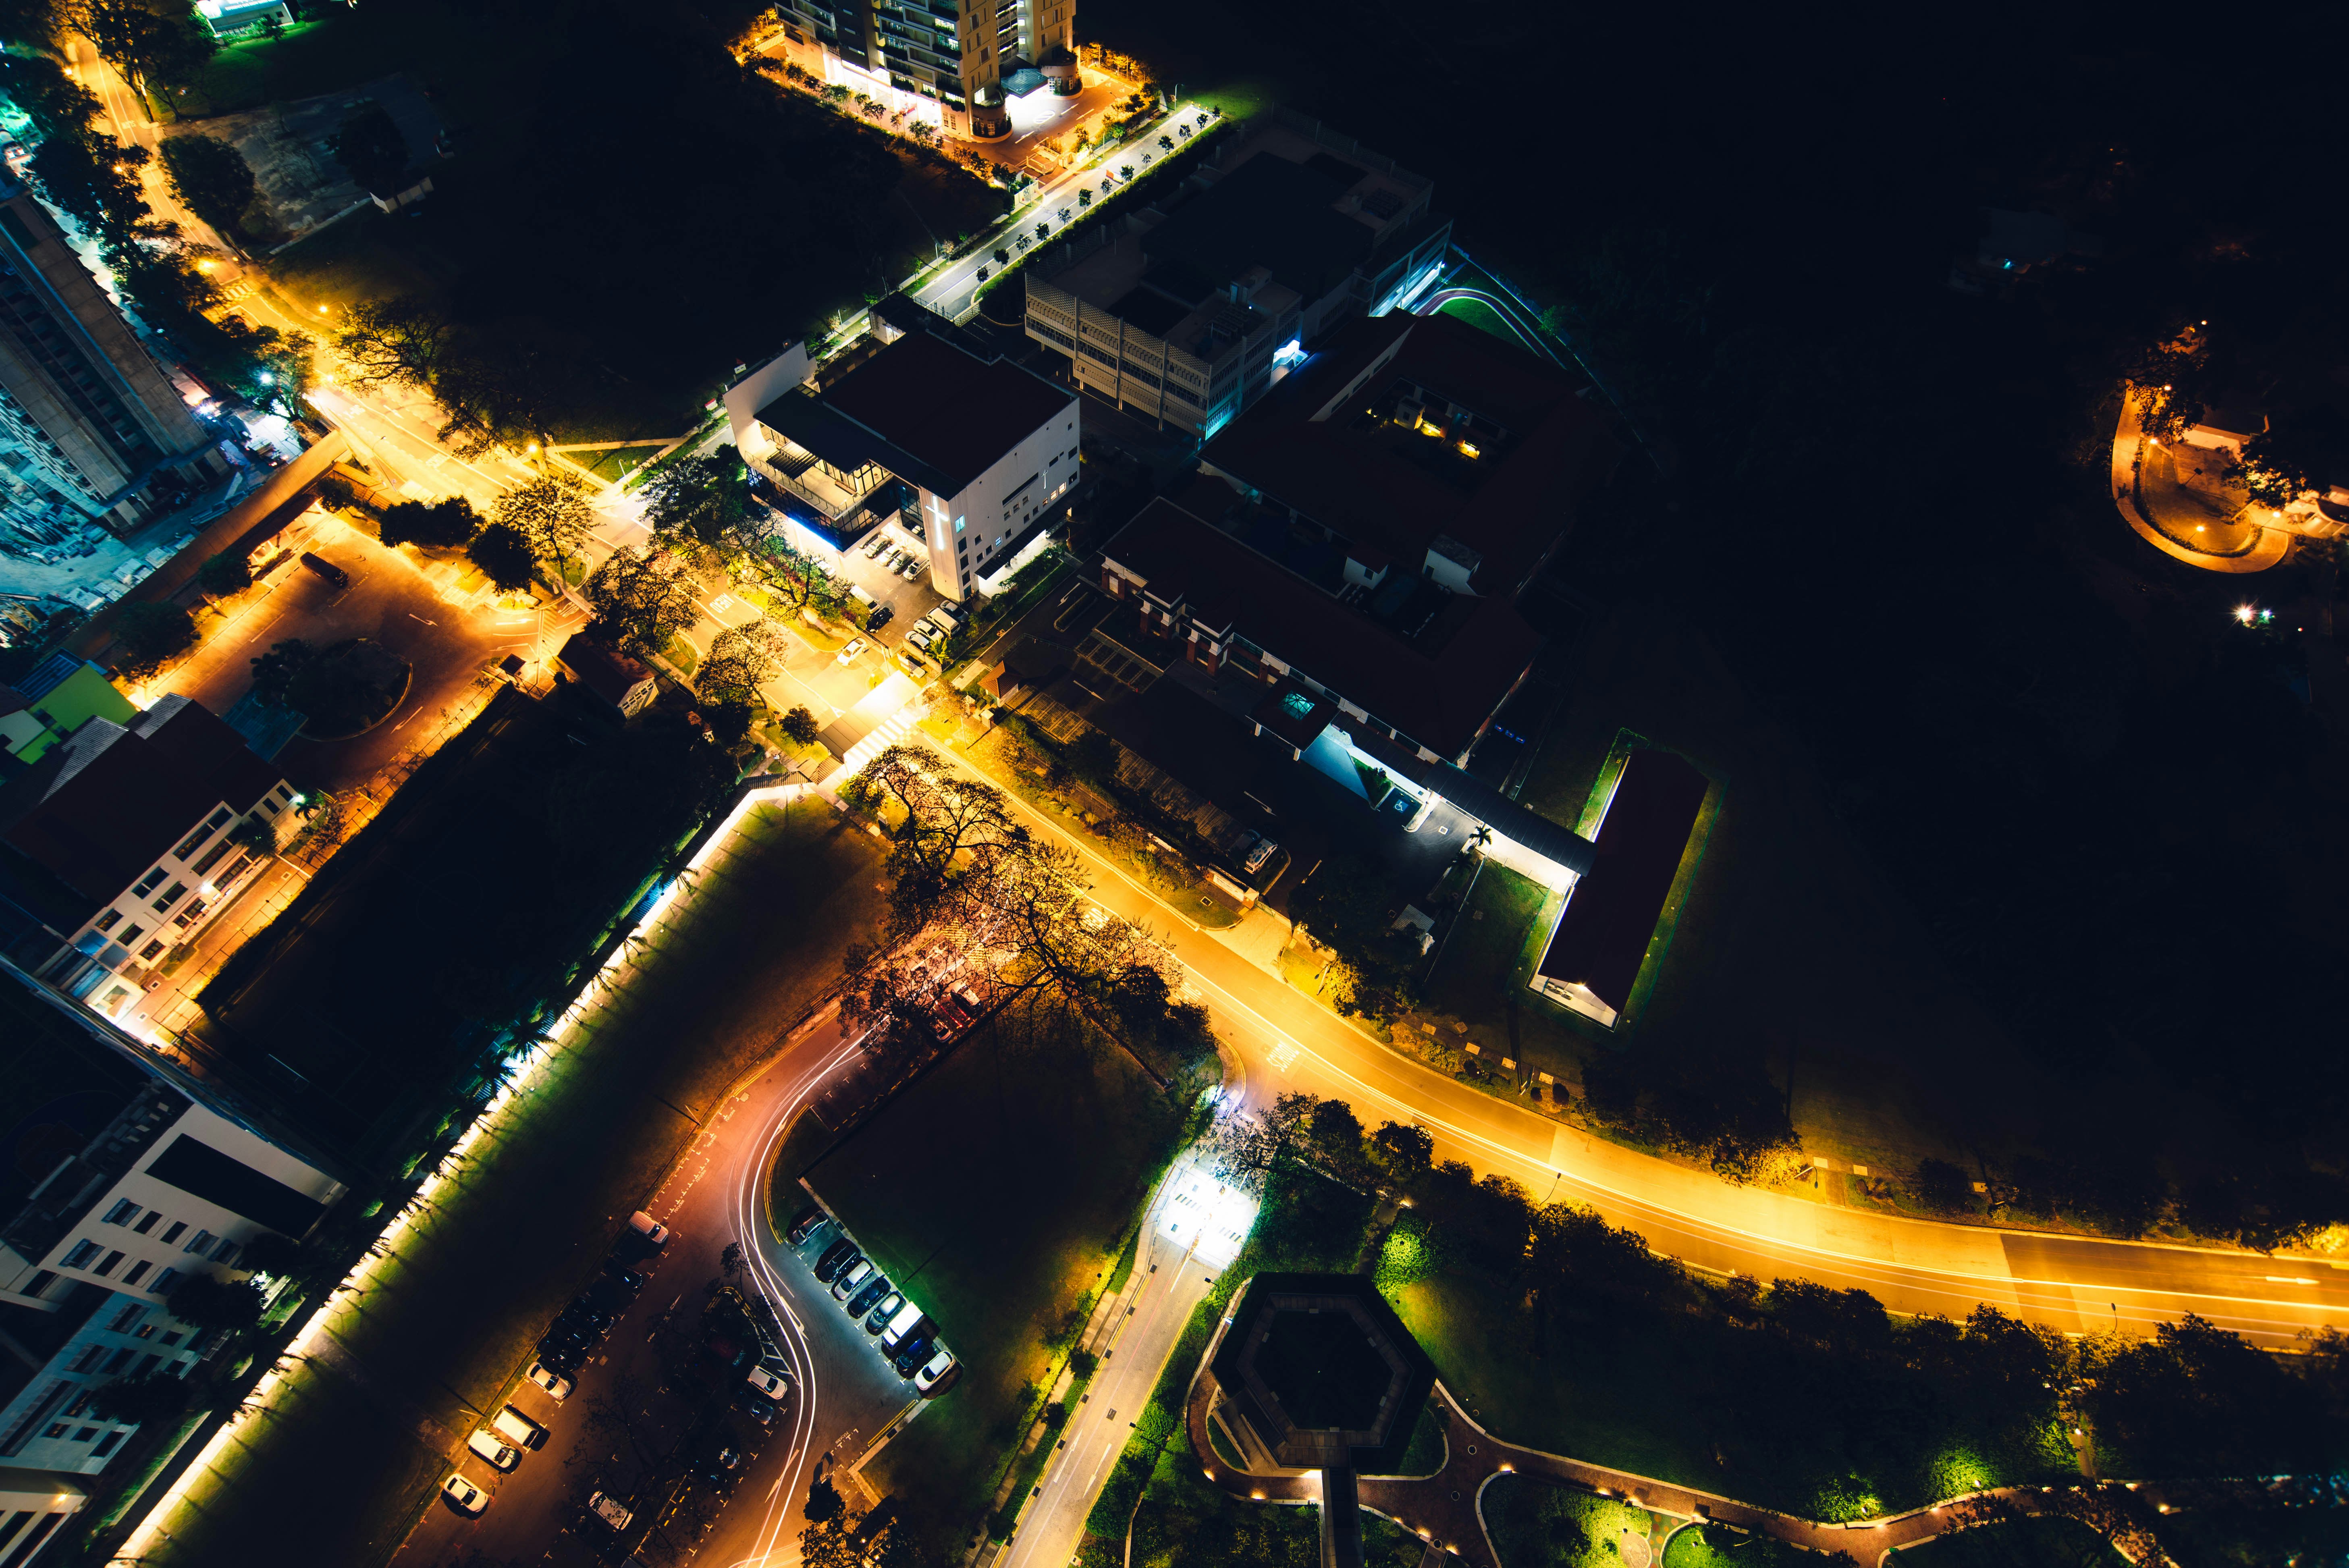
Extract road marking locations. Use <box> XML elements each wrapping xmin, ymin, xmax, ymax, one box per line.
<box><xmin>1267</xmin><ymin>1042</ymin><xmax>1298</xmax><ymax>1073</ymax></box>
<box><xmin>2267</xmin><ymin>1276</ymin><xmax>2318</xmax><ymax>1286</ymax></box>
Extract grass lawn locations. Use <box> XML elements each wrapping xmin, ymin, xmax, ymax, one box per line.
<box><xmin>1888</xmin><ymin>1518</ymin><xmax>2129</xmax><ymax>1568</ymax></box>
<box><xmin>1379</xmin><ymin>1226</ymin><xmax>2072</xmax><ymax>1523</ymax></box>
<box><xmin>147</xmin><ymin>801</ymin><xmax>885</xmax><ymax>1567</ymax></box>
<box><xmin>1481</xmin><ymin>1475</ymin><xmax>1659</xmax><ymax>1568</ymax></box>
<box><xmin>821</xmin><ymin>1016</ymin><xmax>1193</xmax><ymax>1562</ymax></box>
<box><xmin>560</xmin><ymin>443</ymin><xmax>666</xmax><ymax>483</ymax></box>
<box><xmin>1436</xmin><ymin>295</ymin><xmax>1520</xmax><ymax>345</ymax></box>
<box><xmin>1415</xmin><ymin>859</ymin><xmax>1586</xmax><ymax>1083</ymax></box>
<box><xmin>167</xmin><ymin>17</ymin><xmax>420</xmax><ymax>118</ymax></box>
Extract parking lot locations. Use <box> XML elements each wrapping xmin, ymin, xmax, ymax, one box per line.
<box><xmin>839</xmin><ymin>518</ymin><xmax>948</xmax><ymax>648</ymax></box>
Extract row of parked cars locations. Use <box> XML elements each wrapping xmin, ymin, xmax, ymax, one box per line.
<box><xmin>786</xmin><ymin>1206</ymin><xmax>958</xmax><ymax>1395</ymax></box>
<box><xmin>440</xmin><ymin>1213</ymin><xmax>667</xmax><ymax>1527</ymax></box>
<box><xmin>861</xmin><ymin>528</ymin><xmax>930</xmax><ymax>583</ymax></box>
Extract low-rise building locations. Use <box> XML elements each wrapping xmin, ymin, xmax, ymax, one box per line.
<box><xmin>2</xmin><ymin>694</ymin><xmax>300</xmax><ymax>1019</ymax></box>
<box><xmin>0</xmin><ymin>655</ymin><xmax>137</xmax><ymax>768</ymax></box>
<box><xmin>553</xmin><ymin>635</ymin><xmax>658</xmax><ymax>717</ymax></box>
<box><xmin>733</xmin><ymin>324</ymin><xmax>1078</xmax><ymax>602</ymax></box>
<box><xmin>1023</xmin><ymin>110</ymin><xmax>1452</xmax><ymax>435</ymax></box>
<box><xmin>0</xmin><ymin>1022</ymin><xmax>343</xmax><ymax>1511</ymax></box>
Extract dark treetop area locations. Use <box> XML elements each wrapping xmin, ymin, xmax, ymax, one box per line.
<box><xmin>1086</xmin><ymin>0</ymin><xmax>2349</xmax><ymax>1244</ymax></box>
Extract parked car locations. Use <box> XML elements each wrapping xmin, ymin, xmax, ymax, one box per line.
<box><xmin>602</xmin><ymin>1263</ymin><xmax>648</xmax><ymax>1296</ymax></box>
<box><xmin>897</xmin><ymin>649</ymin><xmax>925</xmax><ymax>677</ymax></box>
<box><xmin>745</xmin><ymin>1365</ymin><xmax>789</xmax><ymax>1402</ymax></box>
<box><xmin>867</xmin><ymin>603</ymin><xmax>894</xmax><ymax>631</ymax></box>
<box><xmin>891</xmin><ymin>1331</ymin><xmax>937</xmax><ymax>1377</ymax></box>
<box><xmin>588</xmin><ymin>1491</ymin><xmax>633</xmax><ymax>1531</ymax></box>
<box><xmin>863</xmin><ymin>533</ymin><xmax>890</xmax><ymax>558</ymax></box>
<box><xmin>813</xmin><ymin>1241</ymin><xmax>858</xmax><ymax>1283</ymax></box>
<box><xmin>926</xmin><ymin>602</ymin><xmax>965</xmax><ymax>632</ymax></box>
<box><xmin>299</xmin><ymin>552</ymin><xmax>349</xmax><ymax>589</ymax></box>
<box><xmin>845</xmin><ymin>1273</ymin><xmax>893</xmax><ymax>1318</ymax></box>
<box><xmin>836</xmin><ymin>636</ymin><xmax>867</xmax><ymax>665</ymax></box>
<box><xmin>586</xmin><ymin>1276</ymin><xmax>633</xmax><ymax>1315</ymax></box>
<box><xmin>785</xmin><ymin>1206</ymin><xmax>829</xmax><ymax>1246</ymax></box>
<box><xmin>899</xmin><ymin>556</ymin><xmax>926</xmax><ymax>582</ymax></box>
<box><xmin>628</xmin><ymin>1211</ymin><xmax>669</xmax><ymax>1245</ymax></box>
<box><xmin>879</xmin><ymin>1306</ymin><xmax>928</xmax><ymax>1352</ymax></box>
<box><xmin>493</xmin><ymin>1405</ymin><xmax>548</xmax><ymax>1451</ymax></box>
<box><xmin>915</xmin><ymin>1348</ymin><xmax>958</xmax><ymax>1394</ymax></box>
<box><xmin>1238</xmin><ymin>832</ymin><xmax>1279</xmax><ymax>875</ymax></box>
<box><xmin>442</xmin><ymin>1473</ymin><xmax>489</xmax><ymax>1514</ymax></box>
<box><xmin>832</xmin><ymin>1258</ymin><xmax>875</xmax><ymax>1301</ymax></box>
<box><xmin>525</xmin><ymin>1361</ymin><xmax>573</xmax><ymax>1401</ymax></box>
<box><xmin>905</xmin><ymin>623</ymin><xmax>935</xmax><ymax>651</ymax></box>
<box><xmin>698</xmin><ymin>1444</ymin><xmax>743</xmax><ymax>1483</ymax></box>
<box><xmin>864</xmin><ymin>1291</ymin><xmax>905</xmax><ymax>1333</ymax></box>
<box><xmin>735</xmin><ymin>1388</ymin><xmax>776</xmax><ymax>1425</ymax></box>
<box><xmin>467</xmin><ymin>1430</ymin><xmax>521</xmax><ymax>1471</ymax></box>
<box><xmin>534</xmin><ymin>1337</ymin><xmax>585</xmax><ymax>1375</ymax></box>
<box><xmin>561</xmin><ymin>1300</ymin><xmax>615</xmax><ymax>1337</ymax></box>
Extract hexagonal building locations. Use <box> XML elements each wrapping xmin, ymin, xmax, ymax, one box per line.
<box><xmin>1204</xmin><ymin>1272</ymin><xmax>1437</xmax><ymax>1568</ymax></box>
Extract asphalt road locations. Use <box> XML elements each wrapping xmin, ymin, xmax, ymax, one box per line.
<box><xmin>393</xmin><ymin>1004</ymin><xmax>914</xmax><ymax>1568</ymax></box>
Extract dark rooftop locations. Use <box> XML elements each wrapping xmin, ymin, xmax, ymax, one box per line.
<box><xmin>1535</xmin><ymin>747</ymin><xmax>1711</xmax><ymax>1013</ymax></box>
<box><xmin>1201</xmin><ymin>312</ymin><xmax>1617</xmax><ymax>601</ymax></box>
<box><xmin>0</xmin><ymin>694</ymin><xmax>288</xmax><ymax>913</ymax></box>
<box><xmin>814</xmin><ymin>330</ymin><xmax>1075</xmax><ymax>495</ymax></box>
<box><xmin>1099</xmin><ymin>496</ymin><xmax>1541</xmax><ymax>760</ymax></box>
<box><xmin>1140</xmin><ymin>153</ymin><xmax>1371</xmax><ymax>302</ymax></box>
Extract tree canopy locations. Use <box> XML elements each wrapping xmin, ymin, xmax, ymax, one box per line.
<box><xmin>324</xmin><ymin>104</ymin><xmax>409</xmax><ymax>198</ymax></box>
<box><xmin>378</xmin><ymin>495</ymin><xmax>482</xmax><ymax>550</ymax></box>
<box><xmin>110</xmin><ymin>601</ymin><xmax>196</xmax><ymax>677</ymax></box>
<box><xmin>582</xmin><ymin>547</ymin><xmax>698</xmax><ymax>659</ymax></box>
<box><xmin>157</xmin><ymin>131</ymin><xmax>256</xmax><ymax>238</ymax></box>
<box><xmin>465</xmin><ymin>521</ymin><xmax>537</xmax><ymax>592</ymax></box>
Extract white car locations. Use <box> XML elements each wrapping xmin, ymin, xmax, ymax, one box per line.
<box><xmin>466</xmin><ymin>1430</ymin><xmax>520</xmax><ymax>1471</ymax></box>
<box><xmin>745</xmin><ymin>1365</ymin><xmax>789</xmax><ymax>1402</ymax></box>
<box><xmin>442</xmin><ymin>1473</ymin><xmax>488</xmax><ymax>1514</ymax></box>
<box><xmin>831</xmin><ymin>1258</ymin><xmax>874</xmax><ymax>1300</ymax></box>
<box><xmin>525</xmin><ymin>1361</ymin><xmax>573</xmax><ymax>1401</ymax></box>
<box><xmin>914</xmin><ymin>1348</ymin><xmax>957</xmax><ymax>1393</ymax></box>
<box><xmin>899</xmin><ymin>557</ymin><xmax>925</xmax><ymax>582</ymax></box>
<box><xmin>627</xmin><ymin>1210</ymin><xmax>669</xmax><ymax>1245</ymax></box>
<box><xmin>905</xmin><ymin>623</ymin><xmax>935</xmax><ymax>650</ymax></box>
<box><xmin>837</xmin><ymin>636</ymin><xmax>868</xmax><ymax>665</ymax></box>
<box><xmin>1240</xmin><ymin>833</ymin><xmax>1279</xmax><ymax>875</ymax></box>
<box><xmin>588</xmin><ymin>1491</ymin><xmax>633</xmax><ymax>1531</ymax></box>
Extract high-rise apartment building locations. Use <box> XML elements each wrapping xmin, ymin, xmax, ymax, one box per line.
<box><xmin>773</xmin><ymin>0</ymin><xmax>1077</xmax><ymax>139</ymax></box>
<box><xmin>0</xmin><ymin>181</ymin><xmax>226</xmax><ymax>550</ymax></box>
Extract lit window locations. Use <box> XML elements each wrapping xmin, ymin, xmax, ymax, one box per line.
<box><xmin>94</xmin><ymin>909</ymin><xmax>122</xmax><ymax>933</ymax></box>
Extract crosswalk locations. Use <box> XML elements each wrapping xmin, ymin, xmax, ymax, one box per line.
<box><xmin>833</xmin><ymin>702</ymin><xmax>917</xmax><ymax>780</ymax></box>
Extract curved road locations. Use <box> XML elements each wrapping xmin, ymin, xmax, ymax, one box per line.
<box><xmin>927</xmin><ymin>741</ymin><xmax>2349</xmax><ymax>1350</ymax></box>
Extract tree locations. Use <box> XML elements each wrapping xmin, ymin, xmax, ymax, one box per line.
<box><xmin>110</xmin><ymin>600</ymin><xmax>196</xmax><ymax>677</ymax></box>
<box><xmin>1034</xmin><ymin>222</ymin><xmax>1049</xmax><ymax>245</ymax></box>
<box><xmin>225</xmin><ymin>814</ymin><xmax>277</xmax><ymax>858</ymax></box>
<box><xmin>157</xmin><ymin>132</ymin><xmax>256</xmax><ymax>238</ymax></box>
<box><xmin>583</xmin><ymin>548</ymin><xmax>698</xmax><ymax>660</ymax></box>
<box><xmin>235</xmin><ymin>1232</ymin><xmax>304</xmax><ymax>1278</ymax></box>
<box><xmin>1206</xmin><ymin>1091</ymin><xmax>1320</xmax><ymax>1194</ymax></box>
<box><xmin>235</xmin><ymin>326</ymin><xmax>313</xmax><ymax>417</ymax></box>
<box><xmin>696</xmin><ymin>617</ymin><xmax>786</xmax><ymax>705</ymax></box>
<box><xmin>87</xmin><ymin>1368</ymin><xmax>191</xmax><ymax>1425</ymax></box>
<box><xmin>780</xmin><ymin>705</ymin><xmax>820</xmax><ymax>745</ymax></box>
<box><xmin>248</xmin><ymin>638</ymin><xmax>313</xmax><ymax>706</ymax></box>
<box><xmin>195</xmin><ymin>552</ymin><xmax>249</xmax><ymax>596</ymax></box>
<box><xmin>377</xmin><ymin>495</ymin><xmax>482</xmax><ymax>550</ymax></box>
<box><xmin>641</xmin><ymin>451</ymin><xmax>752</xmax><ymax>548</ymax></box>
<box><xmin>1910</xmin><ymin>1157</ymin><xmax>1974</xmax><ymax>1215</ymax></box>
<box><xmin>1367</xmin><ymin>1120</ymin><xmax>1433</xmax><ymax>1185</ymax></box>
<box><xmin>0</xmin><ymin>0</ymin><xmax>63</xmax><ymax>46</ymax></box>
<box><xmin>325</xmin><ymin>103</ymin><xmax>409</xmax><ymax>198</ymax></box>
<box><xmin>332</xmin><ymin>297</ymin><xmax>453</xmax><ymax>391</ymax></box>
<box><xmin>1157</xmin><ymin>134</ymin><xmax>1173</xmax><ymax>152</ymax></box>
<box><xmin>465</xmin><ymin>521</ymin><xmax>537</xmax><ymax>592</ymax></box>
<box><xmin>493</xmin><ymin>475</ymin><xmax>593</xmax><ymax>587</ymax></box>
<box><xmin>291</xmin><ymin>788</ymin><xmax>352</xmax><ymax>853</ymax></box>
<box><xmin>74</xmin><ymin>0</ymin><xmax>214</xmax><ymax>105</ymax></box>
<box><xmin>31</xmin><ymin>127</ymin><xmax>150</xmax><ymax>242</ymax></box>
<box><xmin>164</xmin><ymin>1272</ymin><xmax>263</xmax><ymax>1331</ymax></box>
<box><xmin>720</xmin><ymin>1241</ymin><xmax>743</xmax><ymax>1277</ymax></box>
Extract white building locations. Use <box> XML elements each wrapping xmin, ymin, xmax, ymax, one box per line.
<box><xmin>0</xmin><ymin>1069</ymin><xmax>343</xmax><ymax>1503</ymax></box>
<box><xmin>0</xmin><ymin>694</ymin><xmax>301</xmax><ymax>1020</ymax></box>
<box><xmin>731</xmin><ymin>323</ymin><xmax>1078</xmax><ymax>602</ymax></box>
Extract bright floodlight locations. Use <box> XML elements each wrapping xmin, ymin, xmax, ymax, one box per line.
<box><xmin>1159</xmin><ymin>1156</ymin><xmax>1257</xmax><ymax>1268</ymax></box>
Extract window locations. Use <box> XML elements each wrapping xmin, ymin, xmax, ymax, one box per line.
<box><xmin>64</xmin><ymin>1390</ymin><xmax>93</xmax><ymax>1418</ymax></box>
<box><xmin>100</xmin><ymin>1348</ymin><xmax>133</xmax><ymax>1375</ymax></box>
<box><xmin>211</xmin><ymin>1241</ymin><xmax>239</xmax><ymax>1267</ymax></box>
<box><xmin>61</xmin><ymin>1240</ymin><xmax>99</xmax><ymax>1269</ymax></box>
<box><xmin>122</xmin><ymin>1260</ymin><xmax>150</xmax><ymax>1286</ymax></box>
<box><xmin>152</xmin><ymin>882</ymin><xmax>187</xmax><ymax>913</ymax></box>
<box><xmin>139</xmin><ymin>940</ymin><xmax>165</xmax><ymax>962</ymax></box>
<box><xmin>93</xmin><ymin>909</ymin><xmax>122</xmax><ymax>933</ymax></box>
<box><xmin>171</xmin><ymin>809</ymin><xmax>231</xmax><ymax>860</ymax></box>
<box><xmin>258</xmin><ymin>798</ymin><xmax>280</xmax><ymax>816</ymax></box>
<box><xmin>43</xmin><ymin>1423</ymin><xmax>67</xmax><ymax>1440</ymax></box>
<box><xmin>22</xmin><ymin>1270</ymin><xmax>56</xmax><ymax>1298</ymax></box>
<box><xmin>159</xmin><ymin>1329</ymin><xmax>181</xmax><ymax>1347</ymax></box>
<box><xmin>109</xmin><ymin>1305</ymin><xmax>144</xmax><ymax>1333</ymax></box>
<box><xmin>275</xmin><ymin>784</ymin><xmax>293</xmax><ymax>802</ymax></box>
<box><xmin>131</xmin><ymin>868</ymin><xmax>167</xmax><ymax>898</ymax></box>
<box><xmin>71</xmin><ymin>1427</ymin><xmax>97</xmax><ymax>1443</ymax></box>
<box><xmin>160</xmin><ymin>1222</ymin><xmax>185</xmax><ymax>1244</ymax></box>
<box><xmin>133</xmin><ymin>1211</ymin><xmax>160</xmax><ymax>1235</ymax></box>
<box><xmin>102</xmin><ymin>1200</ymin><xmax>139</xmax><ymax>1225</ymax></box>
<box><xmin>133</xmin><ymin>1353</ymin><xmax>160</xmax><ymax>1377</ymax></box>
<box><xmin>182</xmin><ymin>1231</ymin><xmax>214</xmax><ymax>1255</ymax></box>
<box><xmin>118</xmin><ymin>924</ymin><xmax>145</xmax><ymax>947</ymax></box>
<box><xmin>189</xmin><ymin>840</ymin><xmax>232</xmax><ymax>876</ymax></box>
<box><xmin>71</xmin><ymin>1346</ymin><xmax>106</xmax><ymax>1373</ymax></box>
<box><xmin>92</xmin><ymin>1429</ymin><xmax>125</xmax><ymax>1457</ymax></box>
<box><xmin>92</xmin><ymin>1251</ymin><xmax>124</xmax><ymax>1277</ymax></box>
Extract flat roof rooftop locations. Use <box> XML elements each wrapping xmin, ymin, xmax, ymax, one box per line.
<box><xmin>1535</xmin><ymin>748</ymin><xmax>1711</xmax><ymax>1013</ymax></box>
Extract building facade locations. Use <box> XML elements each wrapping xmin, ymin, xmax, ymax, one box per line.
<box><xmin>732</xmin><ymin>324</ymin><xmax>1077</xmax><ymax>601</ymax></box>
<box><xmin>772</xmin><ymin>0</ymin><xmax>1076</xmax><ymax>139</ymax></box>
<box><xmin>2</xmin><ymin>694</ymin><xmax>299</xmax><ymax>1019</ymax></box>
<box><xmin>0</xmin><ymin>184</ymin><xmax>226</xmax><ymax>550</ymax></box>
<box><xmin>1023</xmin><ymin>110</ymin><xmax>1452</xmax><ymax>435</ymax></box>
<box><xmin>0</xmin><ymin>1061</ymin><xmax>343</xmax><ymax>1510</ymax></box>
